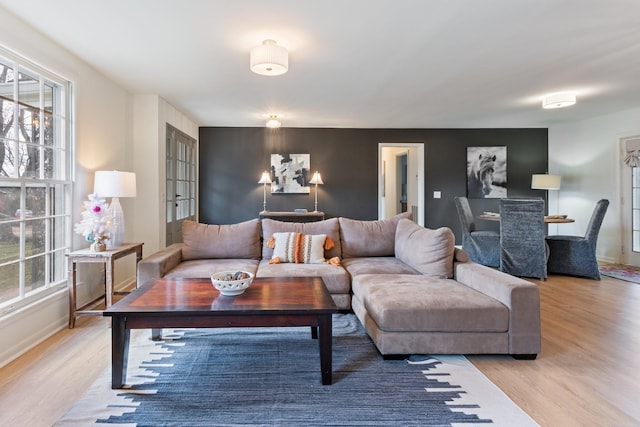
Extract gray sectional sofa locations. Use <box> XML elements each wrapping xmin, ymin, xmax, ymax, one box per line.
<box><xmin>137</xmin><ymin>213</ymin><xmax>541</xmax><ymax>358</ymax></box>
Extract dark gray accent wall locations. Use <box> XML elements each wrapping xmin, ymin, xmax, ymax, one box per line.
<box><xmin>199</xmin><ymin>127</ymin><xmax>548</xmax><ymax>244</ymax></box>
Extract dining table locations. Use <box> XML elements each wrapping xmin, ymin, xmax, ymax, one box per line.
<box><xmin>478</xmin><ymin>213</ymin><xmax>575</xmax><ymax>223</ymax></box>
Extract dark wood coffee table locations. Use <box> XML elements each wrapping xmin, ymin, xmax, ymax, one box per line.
<box><xmin>103</xmin><ymin>276</ymin><xmax>338</xmax><ymax>388</ymax></box>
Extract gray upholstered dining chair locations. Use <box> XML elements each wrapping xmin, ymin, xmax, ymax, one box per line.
<box><xmin>454</xmin><ymin>196</ymin><xmax>500</xmax><ymax>267</ymax></box>
<box><xmin>499</xmin><ymin>198</ymin><xmax>547</xmax><ymax>280</ymax></box>
<box><xmin>546</xmin><ymin>199</ymin><xmax>609</xmax><ymax>280</ymax></box>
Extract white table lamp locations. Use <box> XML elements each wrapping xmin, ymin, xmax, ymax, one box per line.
<box><xmin>94</xmin><ymin>170</ymin><xmax>137</xmax><ymax>247</ymax></box>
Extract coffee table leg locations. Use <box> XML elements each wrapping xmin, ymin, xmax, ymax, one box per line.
<box><xmin>151</xmin><ymin>328</ymin><xmax>162</xmax><ymax>341</ymax></box>
<box><xmin>318</xmin><ymin>314</ymin><xmax>333</xmax><ymax>385</ymax></box>
<box><xmin>111</xmin><ymin>316</ymin><xmax>130</xmax><ymax>389</ymax></box>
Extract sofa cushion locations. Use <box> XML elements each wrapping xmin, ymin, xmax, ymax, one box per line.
<box><xmin>339</xmin><ymin>212</ymin><xmax>412</xmax><ymax>258</ymax></box>
<box><xmin>256</xmin><ymin>260</ymin><xmax>350</xmax><ymax>294</ymax></box>
<box><xmin>351</xmin><ymin>274</ymin><xmax>509</xmax><ymax>333</ymax></box>
<box><xmin>341</xmin><ymin>257</ymin><xmax>419</xmax><ymax>277</ymax></box>
<box><xmin>181</xmin><ymin>219</ymin><xmax>262</xmax><ymax>261</ymax></box>
<box><xmin>395</xmin><ymin>219</ymin><xmax>455</xmax><ymax>279</ymax></box>
<box><xmin>261</xmin><ymin>218</ymin><xmax>341</xmax><ymax>260</ymax></box>
<box><xmin>164</xmin><ymin>259</ymin><xmax>260</xmax><ymax>279</ymax></box>
<box><xmin>271</xmin><ymin>232</ymin><xmax>327</xmax><ymax>264</ymax></box>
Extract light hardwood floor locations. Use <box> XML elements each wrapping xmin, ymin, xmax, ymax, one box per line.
<box><xmin>1</xmin><ymin>273</ymin><xmax>639</xmax><ymax>427</ymax></box>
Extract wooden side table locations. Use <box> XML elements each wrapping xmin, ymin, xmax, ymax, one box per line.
<box><xmin>67</xmin><ymin>242</ymin><xmax>143</xmax><ymax>328</ymax></box>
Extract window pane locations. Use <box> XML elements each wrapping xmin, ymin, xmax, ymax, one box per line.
<box><xmin>1</xmin><ymin>138</ymin><xmax>17</xmax><ymax>177</ymax></box>
<box><xmin>51</xmin><ymin>216</ymin><xmax>66</xmax><ymax>250</ymax></box>
<box><xmin>0</xmin><ymin>223</ymin><xmax>19</xmax><ymax>263</ymax></box>
<box><xmin>17</xmin><ymin>71</ymin><xmax>39</xmax><ymax>109</ymax></box>
<box><xmin>50</xmin><ymin>249</ymin><xmax>66</xmax><ymax>283</ymax></box>
<box><xmin>0</xmin><ymin>61</ymin><xmax>15</xmax><ymax>100</ymax></box>
<box><xmin>43</xmin><ymin>111</ymin><xmax>53</xmax><ymax>146</ymax></box>
<box><xmin>26</xmin><ymin>186</ymin><xmax>46</xmax><ymax>217</ymax></box>
<box><xmin>26</xmin><ymin>218</ymin><xmax>45</xmax><ymax>256</ymax></box>
<box><xmin>19</xmin><ymin>143</ymin><xmax>40</xmax><ymax>178</ymax></box>
<box><xmin>43</xmin><ymin>83</ymin><xmax>53</xmax><ymax>113</ymax></box>
<box><xmin>24</xmin><ymin>255</ymin><xmax>46</xmax><ymax>292</ymax></box>
<box><xmin>18</xmin><ymin>105</ymin><xmax>38</xmax><ymax>143</ymax></box>
<box><xmin>1</xmin><ymin>99</ymin><xmax>15</xmax><ymax>139</ymax></box>
<box><xmin>0</xmin><ymin>263</ymin><xmax>20</xmax><ymax>304</ymax></box>
<box><xmin>0</xmin><ymin>185</ymin><xmax>20</xmax><ymax>221</ymax></box>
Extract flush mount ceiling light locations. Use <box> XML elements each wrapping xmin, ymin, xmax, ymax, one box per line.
<box><xmin>265</xmin><ymin>114</ymin><xmax>282</xmax><ymax>128</ymax></box>
<box><xmin>542</xmin><ymin>92</ymin><xmax>577</xmax><ymax>109</ymax></box>
<box><xmin>250</xmin><ymin>39</ymin><xmax>288</xmax><ymax>76</ymax></box>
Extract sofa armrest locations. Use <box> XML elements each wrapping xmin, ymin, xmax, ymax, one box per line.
<box><xmin>137</xmin><ymin>243</ymin><xmax>184</xmax><ymax>286</ymax></box>
<box><xmin>454</xmin><ymin>261</ymin><xmax>541</xmax><ymax>355</ymax></box>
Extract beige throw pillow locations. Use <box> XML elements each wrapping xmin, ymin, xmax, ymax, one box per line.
<box><xmin>394</xmin><ymin>218</ymin><xmax>455</xmax><ymax>279</ymax></box>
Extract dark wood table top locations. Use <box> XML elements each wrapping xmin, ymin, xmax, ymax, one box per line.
<box><xmin>103</xmin><ymin>276</ymin><xmax>337</xmax><ymax>316</ymax></box>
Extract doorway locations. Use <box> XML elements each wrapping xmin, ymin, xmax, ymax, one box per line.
<box><xmin>620</xmin><ymin>135</ymin><xmax>640</xmax><ymax>266</ymax></box>
<box><xmin>166</xmin><ymin>124</ymin><xmax>197</xmax><ymax>245</ymax></box>
<box><xmin>378</xmin><ymin>143</ymin><xmax>424</xmax><ymax>226</ymax></box>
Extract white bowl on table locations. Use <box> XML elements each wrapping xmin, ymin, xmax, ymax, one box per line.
<box><xmin>210</xmin><ymin>270</ymin><xmax>254</xmax><ymax>296</ymax></box>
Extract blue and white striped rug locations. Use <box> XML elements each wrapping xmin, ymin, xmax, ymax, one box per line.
<box><xmin>56</xmin><ymin>314</ymin><xmax>538</xmax><ymax>426</ymax></box>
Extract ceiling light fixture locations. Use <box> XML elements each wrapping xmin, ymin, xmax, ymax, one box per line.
<box><xmin>250</xmin><ymin>39</ymin><xmax>288</xmax><ymax>76</ymax></box>
<box><xmin>542</xmin><ymin>92</ymin><xmax>577</xmax><ymax>109</ymax></box>
<box><xmin>265</xmin><ymin>114</ymin><xmax>281</xmax><ymax>128</ymax></box>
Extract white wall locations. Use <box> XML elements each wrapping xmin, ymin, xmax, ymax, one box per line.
<box><xmin>549</xmin><ymin>106</ymin><xmax>640</xmax><ymax>264</ymax></box>
<box><xmin>133</xmin><ymin>96</ymin><xmax>199</xmax><ymax>257</ymax></box>
<box><xmin>0</xmin><ymin>6</ymin><xmax>198</xmax><ymax>367</ymax></box>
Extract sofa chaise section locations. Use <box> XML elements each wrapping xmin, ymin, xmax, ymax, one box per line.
<box><xmin>348</xmin><ymin>218</ymin><xmax>541</xmax><ymax>358</ymax></box>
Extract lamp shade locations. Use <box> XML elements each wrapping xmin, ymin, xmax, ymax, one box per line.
<box><xmin>531</xmin><ymin>174</ymin><xmax>561</xmax><ymax>190</ymax></box>
<box><xmin>250</xmin><ymin>40</ymin><xmax>288</xmax><ymax>76</ymax></box>
<box><xmin>94</xmin><ymin>171</ymin><xmax>137</xmax><ymax>198</ymax></box>
<box><xmin>258</xmin><ymin>171</ymin><xmax>272</xmax><ymax>184</ymax></box>
<box><xmin>310</xmin><ymin>172</ymin><xmax>323</xmax><ymax>185</ymax></box>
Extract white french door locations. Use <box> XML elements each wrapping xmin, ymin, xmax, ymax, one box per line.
<box><xmin>621</xmin><ymin>136</ymin><xmax>640</xmax><ymax>266</ymax></box>
<box><xmin>166</xmin><ymin>124</ymin><xmax>197</xmax><ymax>245</ymax></box>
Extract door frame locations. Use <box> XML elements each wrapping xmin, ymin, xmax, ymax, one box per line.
<box><xmin>378</xmin><ymin>142</ymin><xmax>424</xmax><ymax>226</ymax></box>
<box><xmin>620</xmin><ymin>134</ymin><xmax>640</xmax><ymax>265</ymax></box>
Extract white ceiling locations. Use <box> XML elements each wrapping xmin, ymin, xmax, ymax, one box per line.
<box><xmin>2</xmin><ymin>0</ymin><xmax>640</xmax><ymax>128</ymax></box>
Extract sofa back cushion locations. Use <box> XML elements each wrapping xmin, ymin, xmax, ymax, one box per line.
<box><xmin>339</xmin><ymin>212</ymin><xmax>412</xmax><ymax>258</ymax></box>
<box><xmin>395</xmin><ymin>218</ymin><xmax>455</xmax><ymax>278</ymax></box>
<box><xmin>182</xmin><ymin>219</ymin><xmax>261</xmax><ymax>260</ymax></box>
<box><xmin>261</xmin><ymin>218</ymin><xmax>342</xmax><ymax>260</ymax></box>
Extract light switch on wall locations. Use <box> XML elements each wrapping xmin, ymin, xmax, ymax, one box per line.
<box><xmin>433</xmin><ymin>191</ymin><xmax>441</xmax><ymax>199</ymax></box>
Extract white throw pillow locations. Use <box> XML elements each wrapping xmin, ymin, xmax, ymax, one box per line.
<box><xmin>271</xmin><ymin>232</ymin><xmax>327</xmax><ymax>264</ymax></box>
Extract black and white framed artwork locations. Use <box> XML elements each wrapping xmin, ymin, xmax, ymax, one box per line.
<box><xmin>270</xmin><ymin>154</ymin><xmax>311</xmax><ymax>194</ymax></box>
<box><xmin>466</xmin><ymin>146</ymin><xmax>507</xmax><ymax>198</ymax></box>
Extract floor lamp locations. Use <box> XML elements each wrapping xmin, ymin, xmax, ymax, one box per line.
<box><xmin>258</xmin><ymin>171</ymin><xmax>272</xmax><ymax>212</ymax></box>
<box><xmin>94</xmin><ymin>170</ymin><xmax>137</xmax><ymax>247</ymax></box>
<box><xmin>532</xmin><ymin>173</ymin><xmax>561</xmax><ymax>232</ymax></box>
<box><xmin>310</xmin><ymin>171</ymin><xmax>324</xmax><ymax>212</ymax></box>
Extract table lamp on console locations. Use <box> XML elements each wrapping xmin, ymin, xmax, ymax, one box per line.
<box><xmin>94</xmin><ymin>170</ymin><xmax>137</xmax><ymax>247</ymax></box>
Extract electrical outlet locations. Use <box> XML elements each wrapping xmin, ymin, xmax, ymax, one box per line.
<box><xmin>433</xmin><ymin>191</ymin><xmax>441</xmax><ymax>199</ymax></box>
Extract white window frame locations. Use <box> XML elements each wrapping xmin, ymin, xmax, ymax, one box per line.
<box><xmin>0</xmin><ymin>46</ymin><xmax>73</xmax><ymax>315</ymax></box>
